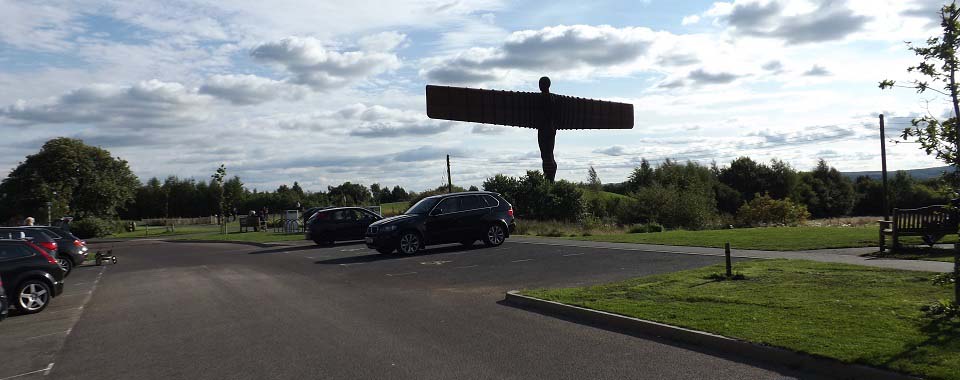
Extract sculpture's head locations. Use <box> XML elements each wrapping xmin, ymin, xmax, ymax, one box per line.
<box><xmin>539</xmin><ymin>76</ymin><xmax>551</xmax><ymax>93</ymax></box>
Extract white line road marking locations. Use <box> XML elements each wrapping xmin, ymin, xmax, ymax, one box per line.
<box><xmin>57</xmin><ymin>291</ymin><xmax>92</xmax><ymax>297</ymax></box>
<box><xmin>339</xmin><ymin>263</ymin><xmax>364</xmax><ymax>267</ymax></box>
<box><xmin>305</xmin><ymin>255</ymin><xmax>329</xmax><ymax>259</ymax></box>
<box><xmin>0</xmin><ymin>363</ymin><xmax>54</xmax><ymax>380</ymax></box>
<box><xmin>454</xmin><ymin>265</ymin><xmax>478</xmax><ymax>269</ymax></box>
<box><xmin>386</xmin><ymin>272</ymin><xmax>417</xmax><ymax>277</ymax></box>
<box><xmin>340</xmin><ymin>248</ymin><xmax>364</xmax><ymax>252</ymax></box>
<box><xmin>25</xmin><ymin>329</ymin><xmax>71</xmax><ymax>340</ymax></box>
<box><xmin>44</xmin><ymin>363</ymin><xmax>54</xmax><ymax>376</ymax></box>
<box><xmin>511</xmin><ymin>259</ymin><xmax>533</xmax><ymax>263</ymax></box>
<box><xmin>562</xmin><ymin>253</ymin><xmax>585</xmax><ymax>257</ymax></box>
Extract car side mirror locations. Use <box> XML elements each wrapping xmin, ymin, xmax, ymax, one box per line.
<box><xmin>430</xmin><ymin>208</ymin><xmax>442</xmax><ymax>216</ymax></box>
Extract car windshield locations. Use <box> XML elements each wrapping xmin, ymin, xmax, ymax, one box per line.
<box><xmin>405</xmin><ymin>198</ymin><xmax>439</xmax><ymax>215</ymax></box>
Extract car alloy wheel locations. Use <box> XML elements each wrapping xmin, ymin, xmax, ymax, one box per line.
<box><xmin>485</xmin><ymin>224</ymin><xmax>505</xmax><ymax>246</ymax></box>
<box><xmin>58</xmin><ymin>258</ymin><xmax>72</xmax><ymax>276</ymax></box>
<box><xmin>17</xmin><ymin>281</ymin><xmax>51</xmax><ymax>313</ymax></box>
<box><xmin>399</xmin><ymin>232</ymin><xmax>421</xmax><ymax>255</ymax></box>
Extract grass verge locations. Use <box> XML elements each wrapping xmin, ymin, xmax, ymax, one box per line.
<box><xmin>107</xmin><ymin>224</ymin><xmax>227</xmax><ymax>238</ymax></box>
<box><xmin>169</xmin><ymin>230</ymin><xmax>304</xmax><ymax>243</ymax></box>
<box><xmin>570</xmin><ymin>226</ymin><xmax>958</xmax><ymax>251</ymax></box>
<box><xmin>522</xmin><ymin>260</ymin><xmax>959</xmax><ymax>380</ymax></box>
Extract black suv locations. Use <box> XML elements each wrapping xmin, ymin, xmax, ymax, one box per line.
<box><xmin>365</xmin><ymin>191</ymin><xmax>515</xmax><ymax>255</ymax></box>
<box><xmin>305</xmin><ymin>207</ymin><xmax>383</xmax><ymax>245</ymax></box>
<box><xmin>0</xmin><ymin>239</ymin><xmax>65</xmax><ymax>314</ymax></box>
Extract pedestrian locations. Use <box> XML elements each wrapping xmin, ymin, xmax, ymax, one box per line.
<box><xmin>23</xmin><ymin>217</ymin><xmax>35</xmax><ymax>226</ymax></box>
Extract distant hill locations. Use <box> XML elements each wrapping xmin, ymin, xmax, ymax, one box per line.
<box><xmin>841</xmin><ymin>166</ymin><xmax>952</xmax><ymax>181</ymax></box>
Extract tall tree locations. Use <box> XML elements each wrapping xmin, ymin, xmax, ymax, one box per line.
<box><xmin>881</xmin><ymin>1</ymin><xmax>960</xmax><ymax>184</ymax></box>
<box><xmin>0</xmin><ymin>138</ymin><xmax>139</xmax><ymax>222</ymax></box>
<box><xmin>587</xmin><ymin>166</ymin><xmax>602</xmax><ymax>191</ymax></box>
<box><xmin>881</xmin><ymin>1</ymin><xmax>960</xmax><ymax>305</ymax></box>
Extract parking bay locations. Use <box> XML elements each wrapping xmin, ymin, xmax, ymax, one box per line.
<box><xmin>2</xmin><ymin>239</ymin><xmax>813</xmax><ymax>380</ymax></box>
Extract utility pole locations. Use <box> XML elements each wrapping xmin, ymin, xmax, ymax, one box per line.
<box><xmin>880</xmin><ymin>114</ymin><xmax>890</xmax><ymax>221</ymax></box>
<box><xmin>447</xmin><ymin>155</ymin><xmax>453</xmax><ymax>193</ymax></box>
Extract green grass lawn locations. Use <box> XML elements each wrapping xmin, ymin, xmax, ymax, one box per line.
<box><xmin>570</xmin><ymin>226</ymin><xmax>958</xmax><ymax>251</ymax></box>
<box><xmin>523</xmin><ymin>260</ymin><xmax>959</xmax><ymax>380</ymax></box>
<box><xmin>380</xmin><ymin>201</ymin><xmax>409</xmax><ymax>216</ymax></box>
<box><xmin>171</xmin><ymin>230</ymin><xmax>305</xmax><ymax>243</ymax></box>
<box><xmin>582</xmin><ymin>190</ymin><xmax>633</xmax><ymax>203</ymax></box>
<box><xmin>107</xmin><ymin>223</ymin><xmax>227</xmax><ymax>238</ymax></box>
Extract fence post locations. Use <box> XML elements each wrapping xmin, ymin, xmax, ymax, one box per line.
<box><xmin>725</xmin><ymin>242</ymin><xmax>732</xmax><ymax>277</ymax></box>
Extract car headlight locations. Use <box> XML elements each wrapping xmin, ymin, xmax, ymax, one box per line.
<box><xmin>381</xmin><ymin>225</ymin><xmax>398</xmax><ymax>232</ymax></box>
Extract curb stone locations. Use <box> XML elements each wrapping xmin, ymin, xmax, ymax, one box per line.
<box><xmin>504</xmin><ymin>291</ymin><xmax>919</xmax><ymax>380</ymax></box>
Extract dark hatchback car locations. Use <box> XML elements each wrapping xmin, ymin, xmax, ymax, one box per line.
<box><xmin>0</xmin><ymin>227</ymin><xmax>59</xmax><ymax>262</ymax></box>
<box><xmin>0</xmin><ymin>239</ymin><xmax>65</xmax><ymax>314</ymax></box>
<box><xmin>305</xmin><ymin>207</ymin><xmax>383</xmax><ymax>245</ymax></box>
<box><xmin>365</xmin><ymin>191</ymin><xmax>515</xmax><ymax>255</ymax></box>
<box><xmin>26</xmin><ymin>226</ymin><xmax>87</xmax><ymax>276</ymax></box>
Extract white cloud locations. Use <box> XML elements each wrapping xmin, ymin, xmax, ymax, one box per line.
<box><xmin>1</xmin><ymin>80</ymin><xmax>211</xmax><ymax>129</ymax></box>
<box><xmin>251</xmin><ymin>36</ymin><xmax>403</xmax><ymax>90</ymax></box>
<box><xmin>681</xmin><ymin>15</ymin><xmax>701</xmax><ymax>26</ymax></box>
<box><xmin>422</xmin><ymin>25</ymin><xmax>658</xmax><ymax>84</ymax></box>
<box><xmin>199</xmin><ymin>74</ymin><xmax>306</xmax><ymax>105</ymax></box>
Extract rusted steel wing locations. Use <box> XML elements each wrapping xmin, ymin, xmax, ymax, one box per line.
<box><xmin>425</xmin><ymin>85</ymin><xmax>634</xmax><ymax>130</ymax></box>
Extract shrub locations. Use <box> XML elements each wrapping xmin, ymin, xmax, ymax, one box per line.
<box><xmin>735</xmin><ymin>194</ymin><xmax>810</xmax><ymax>227</ymax></box>
<box><xmin>628</xmin><ymin>223</ymin><xmax>664</xmax><ymax>234</ymax></box>
<box><xmin>71</xmin><ymin>217</ymin><xmax>117</xmax><ymax>239</ymax></box>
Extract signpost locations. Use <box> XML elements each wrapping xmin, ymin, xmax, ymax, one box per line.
<box><xmin>426</xmin><ymin>76</ymin><xmax>635</xmax><ymax>182</ymax></box>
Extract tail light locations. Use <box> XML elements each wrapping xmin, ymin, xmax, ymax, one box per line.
<box><xmin>39</xmin><ymin>241</ymin><xmax>58</xmax><ymax>252</ymax></box>
<box><xmin>508</xmin><ymin>208</ymin><xmax>514</xmax><ymax>217</ymax></box>
<box><xmin>26</xmin><ymin>241</ymin><xmax>58</xmax><ymax>265</ymax></box>
<box><xmin>73</xmin><ymin>239</ymin><xmax>84</xmax><ymax>247</ymax></box>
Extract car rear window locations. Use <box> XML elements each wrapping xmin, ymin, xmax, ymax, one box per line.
<box><xmin>481</xmin><ymin>195</ymin><xmax>500</xmax><ymax>207</ymax></box>
<box><xmin>36</xmin><ymin>228</ymin><xmax>61</xmax><ymax>239</ymax></box>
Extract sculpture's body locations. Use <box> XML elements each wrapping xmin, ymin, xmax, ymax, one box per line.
<box><xmin>426</xmin><ymin>77</ymin><xmax>634</xmax><ymax>182</ymax></box>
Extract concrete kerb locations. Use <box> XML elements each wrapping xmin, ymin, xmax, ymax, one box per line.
<box><xmin>504</xmin><ymin>291</ymin><xmax>919</xmax><ymax>380</ymax></box>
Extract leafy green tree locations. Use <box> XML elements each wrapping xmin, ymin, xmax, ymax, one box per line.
<box><xmin>223</xmin><ymin>176</ymin><xmax>245</xmax><ymax>214</ymax></box>
<box><xmin>792</xmin><ymin>160</ymin><xmax>855</xmax><ymax>218</ymax></box>
<box><xmin>210</xmin><ymin>164</ymin><xmax>227</xmax><ymax>230</ymax></box>
<box><xmin>587</xmin><ymin>166</ymin><xmax>602</xmax><ymax>191</ymax></box>
<box><xmin>0</xmin><ymin>138</ymin><xmax>139</xmax><ymax>222</ymax></box>
<box><xmin>881</xmin><ymin>1</ymin><xmax>960</xmax><ymax>185</ymax></box>
<box><xmin>626</xmin><ymin>158</ymin><xmax>653</xmax><ymax>191</ymax></box>
<box><xmin>327</xmin><ymin>182</ymin><xmax>372</xmax><ymax>206</ymax></box>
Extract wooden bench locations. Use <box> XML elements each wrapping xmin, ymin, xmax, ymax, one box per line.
<box><xmin>879</xmin><ymin>205</ymin><xmax>958</xmax><ymax>252</ymax></box>
<box><xmin>239</xmin><ymin>215</ymin><xmax>266</xmax><ymax>232</ymax></box>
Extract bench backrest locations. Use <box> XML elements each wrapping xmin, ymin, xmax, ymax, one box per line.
<box><xmin>239</xmin><ymin>215</ymin><xmax>261</xmax><ymax>227</ymax></box>
<box><xmin>893</xmin><ymin>205</ymin><xmax>957</xmax><ymax>233</ymax></box>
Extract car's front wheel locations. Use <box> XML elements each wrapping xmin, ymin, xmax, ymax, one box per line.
<box><xmin>398</xmin><ymin>232</ymin><xmax>422</xmax><ymax>255</ymax></box>
<box><xmin>483</xmin><ymin>224</ymin><xmax>506</xmax><ymax>247</ymax></box>
<box><xmin>16</xmin><ymin>280</ymin><xmax>52</xmax><ymax>314</ymax></box>
<box><xmin>58</xmin><ymin>257</ymin><xmax>73</xmax><ymax>277</ymax></box>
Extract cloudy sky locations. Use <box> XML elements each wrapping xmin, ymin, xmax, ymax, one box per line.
<box><xmin>0</xmin><ymin>0</ymin><xmax>952</xmax><ymax>192</ymax></box>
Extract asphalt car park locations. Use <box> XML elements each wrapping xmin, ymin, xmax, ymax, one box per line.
<box><xmin>0</xmin><ymin>263</ymin><xmax>104</xmax><ymax>379</ymax></box>
<box><xmin>0</xmin><ymin>239</ymin><xmax>816</xmax><ymax>380</ymax></box>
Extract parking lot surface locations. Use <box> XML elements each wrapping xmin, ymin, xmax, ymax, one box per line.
<box><xmin>2</xmin><ymin>239</ymin><xmax>816</xmax><ymax>379</ymax></box>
